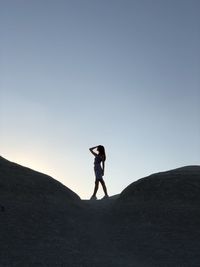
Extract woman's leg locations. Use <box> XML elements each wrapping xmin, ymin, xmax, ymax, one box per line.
<box><xmin>92</xmin><ymin>180</ymin><xmax>99</xmax><ymax>197</ymax></box>
<box><xmin>99</xmin><ymin>179</ymin><xmax>108</xmax><ymax>196</ymax></box>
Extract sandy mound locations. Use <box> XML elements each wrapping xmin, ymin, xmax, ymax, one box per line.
<box><xmin>113</xmin><ymin>166</ymin><xmax>200</xmax><ymax>266</ymax></box>
<box><xmin>1</xmin><ymin>157</ymin><xmax>200</xmax><ymax>266</ymax></box>
<box><xmin>119</xmin><ymin>166</ymin><xmax>200</xmax><ymax>203</ymax></box>
<box><xmin>0</xmin><ymin>156</ymin><xmax>80</xmax><ymax>203</ymax></box>
<box><xmin>0</xmin><ymin>156</ymin><xmax>83</xmax><ymax>266</ymax></box>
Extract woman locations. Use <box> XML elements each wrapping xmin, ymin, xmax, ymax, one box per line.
<box><xmin>89</xmin><ymin>145</ymin><xmax>108</xmax><ymax>200</ymax></box>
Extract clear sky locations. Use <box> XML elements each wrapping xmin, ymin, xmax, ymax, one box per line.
<box><xmin>1</xmin><ymin>0</ymin><xmax>199</xmax><ymax>199</ymax></box>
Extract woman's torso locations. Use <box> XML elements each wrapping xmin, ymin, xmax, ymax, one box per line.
<box><xmin>94</xmin><ymin>155</ymin><xmax>103</xmax><ymax>168</ymax></box>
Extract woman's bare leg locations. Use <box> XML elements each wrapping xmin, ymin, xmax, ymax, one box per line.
<box><xmin>92</xmin><ymin>180</ymin><xmax>99</xmax><ymax>197</ymax></box>
<box><xmin>100</xmin><ymin>179</ymin><xmax>108</xmax><ymax>196</ymax></box>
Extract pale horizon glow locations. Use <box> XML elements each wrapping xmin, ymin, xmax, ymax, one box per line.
<box><xmin>1</xmin><ymin>0</ymin><xmax>199</xmax><ymax>199</ymax></box>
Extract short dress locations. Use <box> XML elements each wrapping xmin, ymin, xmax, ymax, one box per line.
<box><xmin>94</xmin><ymin>155</ymin><xmax>104</xmax><ymax>180</ymax></box>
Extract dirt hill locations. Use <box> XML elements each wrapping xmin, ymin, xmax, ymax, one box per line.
<box><xmin>1</xmin><ymin>156</ymin><xmax>200</xmax><ymax>266</ymax></box>
<box><xmin>114</xmin><ymin>166</ymin><xmax>200</xmax><ymax>266</ymax></box>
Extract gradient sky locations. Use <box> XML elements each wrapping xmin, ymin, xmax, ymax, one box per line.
<box><xmin>1</xmin><ymin>0</ymin><xmax>199</xmax><ymax>199</ymax></box>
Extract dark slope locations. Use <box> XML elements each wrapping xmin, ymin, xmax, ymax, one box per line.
<box><xmin>119</xmin><ymin>166</ymin><xmax>200</xmax><ymax>203</ymax></box>
<box><xmin>113</xmin><ymin>166</ymin><xmax>200</xmax><ymax>266</ymax></box>
<box><xmin>0</xmin><ymin>156</ymin><xmax>83</xmax><ymax>266</ymax></box>
<box><xmin>0</xmin><ymin>156</ymin><xmax>80</xmax><ymax>202</ymax></box>
<box><xmin>1</xmin><ymin>157</ymin><xmax>200</xmax><ymax>266</ymax></box>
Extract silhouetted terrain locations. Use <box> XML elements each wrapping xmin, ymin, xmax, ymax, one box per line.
<box><xmin>0</xmin><ymin>156</ymin><xmax>200</xmax><ymax>266</ymax></box>
<box><xmin>114</xmin><ymin>166</ymin><xmax>200</xmax><ymax>266</ymax></box>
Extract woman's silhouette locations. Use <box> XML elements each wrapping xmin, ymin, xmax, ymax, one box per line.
<box><xmin>89</xmin><ymin>145</ymin><xmax>108</xmax><ymax>200</ymax></box>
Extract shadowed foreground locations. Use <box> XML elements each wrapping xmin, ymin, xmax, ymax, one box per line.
<box><xmin>0</xmin><ymin>156</ymin><xmax>200</xmax><ymax>266</ymax></box>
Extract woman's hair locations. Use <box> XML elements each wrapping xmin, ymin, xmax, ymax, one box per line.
<box><xmin>97</xmin><ymin>145</ymin><xmax>106</xmax><ymax>161</ymax></box>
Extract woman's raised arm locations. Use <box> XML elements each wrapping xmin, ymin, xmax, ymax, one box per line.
<box><xmin>89</xmin><ymin>146</ymin><xmax>98</xmax><ymax>156</ymax></box>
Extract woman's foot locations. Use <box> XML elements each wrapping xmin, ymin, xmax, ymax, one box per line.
<box><xmin>90</xmin><ymin>195</ymin><xmax>97</xmax><ymax>200</ymax></box>
<box><xmin>102</xmin><ymin>195</ymin><xmax>109</xmax><ymax>200</ymax></box>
